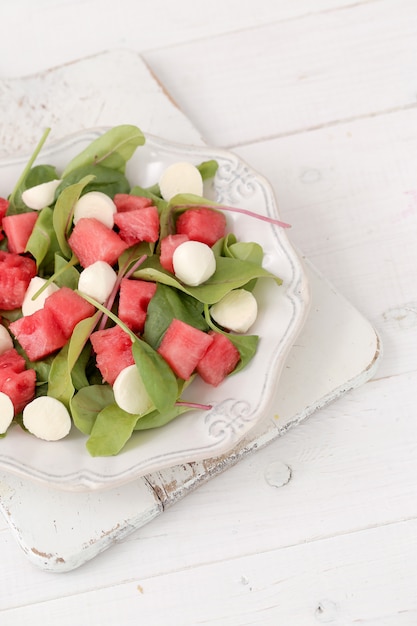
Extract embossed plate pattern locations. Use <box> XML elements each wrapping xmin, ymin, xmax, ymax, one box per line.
<box><xmin>0</xmin><ymin>128</ymin><xmax>310</xmax><ymax>491</ymax></box>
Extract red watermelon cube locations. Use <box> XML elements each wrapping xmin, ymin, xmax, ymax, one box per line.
<box><xmin>118</xmin><ymin>278</ymin><xmax>157</xmax><ymax>334</ymax></box>
<box><xmin>0</xmin><ymin>198</ymin><xmax>8</xmax><ymax>242</ymax></box>
<box><xmin>9</xmin><ymin>307</ymin><xmax>67</xmax><ymax>361</ymax></box>
<box><xmin>90</xmin><ymin>324</ymin><xmax>135</xmax><ymax>385</ymax></box>
<box><xmin>0</xmin><ymin>198</ymin><xmax>9</xmax><ymax>222</ymax></box>
<box><xmin>2</xmin><ymin>212</ymin><xmax>38</xmax><ymax>254</ymax></box>
<box><xmin>1</xmin><ymin>369</ymin><xmax>36</xmax><ymax>415</ymax></box>
<box><xmin>44</xmin><ymin>286</ymin><xmax>96</xmax><ymax>339</ymax></box>
<box><xmin>0</xmin><ymin>347</ymin><xmax>26</xmax><ymax>382</ymax></box>
<box><xmin>114</xmin><ymin>194</ymin><xmax>153</xmax><ymax>212</ymax></box>
<box><xmin>175</xmin><ymin>207</ymin><xmax>226</xmax><ymax>247</ymax></box>
<box><xmin>157</xmin><ymin>318</ymin><xmax>213</xmax><ymax>380</ymax></box>
<box><xmin>159</xmin><ymin>234</ymin><xmax>189</xmax><ymax>273</ymax></box>
<box><xmin>196</xmin><ymin>331</ymin><xmax>240</xmax><ymax>386</ymax></box>
<box><xmin>0</xmin><ymin>348</ymin><xmax>36</xmax><ymax>414</ymax></box>
<box><xmin>114</xmin><ymin>205</ymin><xmax>160</xmax><ymax>245</ymax></box>
<box><xmin>10</xmin><ymin>286</ymin><xmax>96</xmax><ymax>361</ymax></box>
<box><xmin>0</xmin><ymin>251</ymin><xmax>37</xmax><ymax>311</ymax></box>
<box><xmin>68</xmin><ymin>217</ymin><xmax>128</xmax><ymax>268</ymax></box>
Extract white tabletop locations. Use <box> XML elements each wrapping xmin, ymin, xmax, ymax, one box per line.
<box><xmin>0</xmin><ymin>1</ymin><xmax>416</xmax><ymax>624</ymax></box>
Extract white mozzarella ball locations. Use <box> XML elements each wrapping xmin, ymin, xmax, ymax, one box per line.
<box><xmin>0</xmin><ymin>392</ymin><xmax>14</xmax><ymax>434</ymax></box>
<box><xmin>210</xmin><ymin>289</ymin><xmax>258</xmax><ymax>333</ymax></box>
<box><xmin>0</xmin><ymin>325</ymin><xmax>13</xmax><ymax>355</ymax></box>
<box><xmin>22</xmin><ymin>276</ymin><xmax>59</xmax><ymax>316</ymax></box>
<box><xmin>113</xmin><ymin>364</ymin><xmax>153</xmax><ymax>415</ymax></box>
<box><xmin>21</xmin><ymin>179</ymin><xmax>62</xmax><ymax>210</ymax></box>
<box><xmin>172</xmin><ymin>240</ymin><xmax>216</xmax><ymax>286</ymax></box>
<box><xmin>73</xmin><ymin>191</ymin><xmax>116</xmax><ymax>228</ymax></box>
<box><xmin>23</xmin><ymin>396</ymin><xmax>72</xmax><ymax>441</ymax></box>
<box><xmin>78</xmin><ymin>261</ymin><xmax>118</xmax><ymax>304</ymax></box>
<box><xmin>159</xmin><ymin>161</ymin><xmax>203</xmax><ymax>201</ymax></box>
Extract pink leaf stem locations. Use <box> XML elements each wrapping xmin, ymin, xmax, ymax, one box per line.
<box><xmin>172</xmin><ymin>203</ymin><xmax>291</xmax><ymax>229</ymax></box>
<box><xmin>175</xmin><ymin>400</ymin><xmax>213</xmax><ymax>411</ymax></box>
<box><xmin>98</xmin><ymin>253</ymin><xmax>147</xmax><ymax>330</ymax></box>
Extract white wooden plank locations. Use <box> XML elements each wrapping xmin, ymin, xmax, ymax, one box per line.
<box><xmin>0</xmin><ymin>50</ymin><xmax>204</xmax><ymax>158</ymax></box>
<box><xmin>144</xmin><ymin>0</ymin><xmax>417</xmax><ymax>147</ymax></box>
<box><xmin>233</xmin><ymin>107</ymin><xmax>417</xmax><ymax>380</ymax></box>
<box><xmin>0</xmin><ymin>475</ymin><xmax>162</xmax><ymax>571</ymax></box>
<box><xmin>0</xmin><ymin>257</ymin><xmax>380</xmax><ymax>570</ymax></box>
<box><xmin>110</xmin><ymin>374</ymin><xmax>417</xmax><ymax>567</ymax></box>
<box><xmin>3</xmin><ymin>48</ymin><xmax>384</xmax><ymax>576</ymax></box>
<box><xmin>1</xmin><ymin>519</ymin><xmax>416</xmax><ymax>625</ymax></box>
<box><xmin>0</xmin><ymin>370</ymin><xmax>415</xmax><ymax>608</ymax></box>
<box><xmin>0</xmin><ymin>0</ymin><xmax>373</xmax><ymax>77</ymax></box>
<box><xmin>0</xmin><ymin>1</ymin><xmax>414</xmax><ymax>620</ymax></box>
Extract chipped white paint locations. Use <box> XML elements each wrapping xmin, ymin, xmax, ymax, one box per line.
<box><xmin>0</xmin><ymin>54</ymin><xmax>380</xmax><ymax>573</ymax></box>
<box><xmin>0</xmin><ymin>50</ymin><xmax>205</xmax><ymax>159</ymax></box>
<box><xmin>0</xmin><ymin>0</ymin><xmax>415</xmax><ymax>623</ymax></box>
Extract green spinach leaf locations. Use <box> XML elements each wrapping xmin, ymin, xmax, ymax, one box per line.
<box><xmin>62</xmin><ymin>125</ymin><xmax>145</xmax><ymax>177</ymax></box>
<box><xmin>71</xmin><ymin>344</ymin><xmax>92</xmax><ymax>390</ymax></box>
<box><xmin>144</xmin><ymin>283</ymin><xmax>208</xmax><ymax>349</ymax></box>
<box><xmin>58</xmin><ymin>164</ymin><xmax>130</xmax><ymax>198</ymax></box>
<box><xmin>47</xmin><ymin>312</ymin><xmax>100</xmax><ymax>407</ymax></box>
<box><xmin>70</xmin><ymin>384</ymin><xmax>114</xmax><ymax>435</ymax></box>
<box><xmin>197</xmin><ymin>159</ymin><xmax>218</xmax><ymax>181</ymax></box>
<box><xmin>134</xmin><ymin>404</ymin><xmax>192</xmax><ymax>431</ymax></box>
<box><xmin>86</xmin><ymin>403</ymin><xmax>140</xmax><ymax>457</ymax></box>
<box><xmin>53</xmin><ymin>175</ymin><xmax>94</xmax><ymax>258</ymax></box>
<box><xmin>7</xmin><ymin>128</ymin><xmax>51</xmax><ymax>214</ymax></box>
<box><xmin>47</xmin><ymin>343</ymin><xmax>74</xmax><ymax>408</ymax></box>
<box><xmin>134</xmin><ymin>255</ymin><xmax>282</xmax><ymax>304</ymax></box>
<box><xmin>25</xmin><ymin>206</ymin><xmax>60</xmax><ymax>271</ymax></box>
<box><xmin>132</xmin><ymin>338</ymin><xmax>178</xmax><ymax>414</ymax></box>
<box><xmin>211</xmin><ymin>233</ymin><xmax>237</xmax><ymax>256</ymax></box>
<box><xmin>53</xmin><ymin>254</ymin><xmax>80</xmax><ymax>290</ymax></box>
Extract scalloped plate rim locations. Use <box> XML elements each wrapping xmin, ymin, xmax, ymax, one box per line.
<box><xmin>0</xmin><ymin>127</ymin><xmax>310</xmax><ymax>491</ymax></box>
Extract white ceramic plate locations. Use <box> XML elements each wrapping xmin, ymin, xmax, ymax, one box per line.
<box><xmin>0</xmin><ymin>128</ymin><xmax>310</xmax><ymax>491</ymax></box>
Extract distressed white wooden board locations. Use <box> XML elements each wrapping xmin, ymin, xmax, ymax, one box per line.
<box><xmin>0</xmin><ymin>0</ymin><xmax>371</xmax><ymax>78</ymax></box>
<box><xmin>0</xmin><ymin>477</ymin><xmax>162</xmax><ymax>571</ymax></box>
<box><xmin>0</xmin><ymin>260</ymin><xmax>380</xmax><ymax>572</ymax></box>
<box><xmin>143</xmin><ymin>0</ymin><xmax>417</xmax><ymax>148</ymax></box>
<box><xmin>0</xmin><ymin>50</ymin><xmax>380</xmax><ymax>572</ymax></box>
<box><xmin>0</xmin><ymin>517</ymin><xmax>415</xmax><ymax>625</ymax></box>
<box><xmin>0</xmin><ymin>369</ymin><xmax>415</xmax><ymax>613</ymax></box>
<box><xmin>0</xmin><ymin>49</ymin><xmax>204</xmax><ymax>157</ymax></box>
<box><xmin>0</xmin><ymin>1</ymin><xmax>413</xmax><ymax>621</ymax></box>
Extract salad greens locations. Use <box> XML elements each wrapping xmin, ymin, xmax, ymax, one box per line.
<box><xmin>62</xmin><ymin>125</ymin><xmax>145</xmax><ymax>176</ymax></box>
<box><xmin>7</xmin><ymin>128</ymin><xmax>52</xmax><ymax>215</ymax></box>
<box><xmin>1</xmin><ymin>124</ymin><xmax>284</xmax><ymax>457</ymax></box>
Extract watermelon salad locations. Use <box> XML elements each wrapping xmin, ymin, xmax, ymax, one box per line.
<box><xmin>0</xmin><ymin>125</ymin><xmax>287</xmax><ymax>457</ymax></box>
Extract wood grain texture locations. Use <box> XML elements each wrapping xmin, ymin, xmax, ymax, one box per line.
<box><xmin>144</xmin><ymin>0</ymin><xmax>417</xmax><ymax>147</ymax></box>
<box><xmin>0</xmin><ymin>50</ymin><xmax>204</xmax><ymax>157</ymax></box>
<box><xmin>0</xmin><ymin>374</ymin><xmax>415</xmax><ymax>611</ymax></box>
<box><xmin>0</xmin><ymin>0</ymin><xmax>416</xmax><ymax>623</ymax></box>
<box><xmin>0</xmin><ymin>0</ymin><xmax>373</xmax><ymax>77</ymax></box>
<box><xmin>233</xmin><ymin>107</ymin><xmax>417</xmax><ymax>381</ymax></box>
<box><xmin>1</xmin><ymin>520</ymin><xmax>416</xmax><ymax>624</ymax></box>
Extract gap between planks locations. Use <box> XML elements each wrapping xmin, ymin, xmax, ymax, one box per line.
<box><xmin>1</xmin><ymin>514</ymin><xmax>415</xmax><ymax>614</ymax></box>
<box><xmin>141</xmin><ymin>0</ymin><xmax>383</xmax><ymax>59</ymax></box>
<box><xmin>224</xmin><ymin>101</ymin><xmax>417</xmax><ymax>150</ymax></box>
